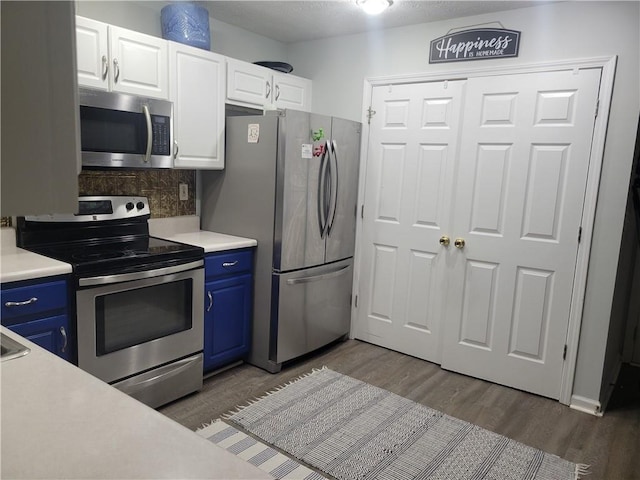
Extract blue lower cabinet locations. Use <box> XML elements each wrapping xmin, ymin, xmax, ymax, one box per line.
<box><xmin>204</xmin><ymin>274</ymin><xmax>252</xmax><ymax>371</ymax></box>
<box><xmin>9</xmin><ymin>314</ymin><xmax>72</xmax><ymax>362</ymax></box>
<box><xmin>203</xmin><ymin>249</ymin><xmax>253</xmax><ymax>372</ymax></box>
<box><xmin>1</xmin><ymin>277</ymin><xmax>73</xmax><ymax>362</ymax></box>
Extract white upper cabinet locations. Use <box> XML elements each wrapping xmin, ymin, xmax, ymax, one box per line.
<box><xmin>226</xmin><ymin>58</ymin><xmax>272</xmax><ymax>107</ymax></box>
<box><xmin>76</xmin><ymin>16</ymin><xmax>109</xmax><ymax>90</ymax></box>
<box><xmin>272</xmin><ymin>72</ymin><xmax>312</xmax><ymax>111</ymax></box>
<box><xmin>226</xmin><ymin>58</ymin><xmax>312</xmax><ymax>112</ymax></box>
<box><xmin>169</xmin><ymin>42</ymin><xmax>225</xmax><ymax>170</ymax></box>
<box><xmin>76</xmin><ymin>16</ymin><xmax>169</xmax><ymax>100</ymax></box>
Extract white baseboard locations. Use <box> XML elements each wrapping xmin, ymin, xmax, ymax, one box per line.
<box><xmin>570</xmin><ymin>395</ymin><xmax>603</xmax><ymax>416</ymax></box>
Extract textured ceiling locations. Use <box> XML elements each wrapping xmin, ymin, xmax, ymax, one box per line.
<box><xmin>191</xmin><ymin>1</ymin><xmax>554</xmax><ymax>43</ymax></box>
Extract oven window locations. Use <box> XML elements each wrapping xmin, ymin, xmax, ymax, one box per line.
<box><xmin>95</xmin><ymin>279</ymin><xmax>192</xmax><ymax>356</ymax></box>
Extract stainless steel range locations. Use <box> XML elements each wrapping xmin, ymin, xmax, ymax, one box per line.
<box><xmin>17</xmin><ymin>196</ymin><xmax>205</xmax><ymax>408</ymax></box>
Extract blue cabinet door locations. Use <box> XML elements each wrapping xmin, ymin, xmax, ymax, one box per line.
<box><xmin>2</xmin><ymin>277</ymin><xmax>72</xmax><ymax>362</ymax></box>
<box><xmin>203</xmin><ymin>273</ymin><xmax>252</xmax><ymax>372</ymax></box>
<box><xmin>8</xmin><ymin>314</ymin><xmax>72</xmax><ymax>361</ymax></box>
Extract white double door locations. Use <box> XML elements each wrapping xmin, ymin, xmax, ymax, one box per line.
<box><xmin>355</xmin><ymin>68</ymin><xmax>601</xmax><ymax>399</ymax></box>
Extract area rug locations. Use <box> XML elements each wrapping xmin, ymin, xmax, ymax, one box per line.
<box><xmin>197</xmin><ymin>420</ymin><xmax>328</xmax><ymax>479</ymax></box>
<box><xmin>215</xmin><ymin>367</ymin><xmax>589</xmax><ymax>480</ymax></box>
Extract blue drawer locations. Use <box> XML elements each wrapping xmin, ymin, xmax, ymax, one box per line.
<box><xmin>205</xmin><ymin>249</ymin><xmax>253</xmax><ymax>279</ymax></box>
<box><xmin>1</xmin><ymin>280</ymin><xmax>67</xmax><ymax>323</ymax></box>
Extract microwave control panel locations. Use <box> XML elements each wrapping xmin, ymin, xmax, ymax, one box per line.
<box><xmin>151</xmin><ymin>115</ymin><xmax>171</xmax><ymax>155</ymax></box>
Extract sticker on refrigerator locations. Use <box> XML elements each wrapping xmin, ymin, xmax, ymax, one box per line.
<box><xmin>301</xmin><ymin>144</ymin><xmax>313</xmax><ymax>159</ymax></box>
<box><xmin>248</xmin><ymin>124</ymin><xmax>260</xmax><ymax>143</ymax></box>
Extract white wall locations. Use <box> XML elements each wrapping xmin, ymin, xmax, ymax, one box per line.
<box><xmin>287</xmin><ymin>1</ymin><xmax>640</xmax><ymax>407</ymax></box>
<box><xmin>75</xmin><ymin>1</ymin><xmax>288</xmax><ymax>62</ymax></box>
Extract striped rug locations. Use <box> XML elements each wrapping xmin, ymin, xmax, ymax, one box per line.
<box><xmin>197</xmin><ymin>419</ymin><xmax>327</xmax><ymax>479</ymax></box>
<box><xmin>213</xmin><ymin>367</ymin><xmax>589</xmax><ymax>480</ymax></box>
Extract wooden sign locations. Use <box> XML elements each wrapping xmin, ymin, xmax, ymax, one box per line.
<box><xmin>429</xmin><ymin>28</ymin><xmax>521</xmax><ymax>63</ymax></box>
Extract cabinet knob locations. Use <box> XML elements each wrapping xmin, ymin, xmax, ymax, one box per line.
<box><xmin>454</xmin><ymin>238</ymin><xmax>466</xmax><ymax>249</ymax></box>
<box><xmin>439</xmin><ymin>235</ymin><xmax>450</xmax><ymax>247</ymax></box>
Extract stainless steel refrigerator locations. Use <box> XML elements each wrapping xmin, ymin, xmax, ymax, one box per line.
<box><xmin>201</xmin><ymin>109</ymin><xmax>361</xmax><ymax>373</ymax></box>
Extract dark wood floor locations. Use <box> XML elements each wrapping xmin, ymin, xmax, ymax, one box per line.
<box><xmin>159</xmin><ymin>339</ymin><xmax>640</xmax><ymax>480</ymax></box>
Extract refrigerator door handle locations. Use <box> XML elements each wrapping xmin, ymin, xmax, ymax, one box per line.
<box><xmin>327</xmin><ymin>140</ymin><xmax>339</xmax><ymax>235</ymax></box>
<box><xmin>286</xmin><ymin>265</ymin><xmax>351</xmax><ymax>285</ymax></box>
<box><xmin>317</xmin><ymin>142</ymin><xmax>329</xmax><ymax>238</ymax></box>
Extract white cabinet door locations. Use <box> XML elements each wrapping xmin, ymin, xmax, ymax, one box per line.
<box><xmin>273</xmin><ymin>72</ymin><xmax>312</xmax><ymax>112</ymax></box>
<box><xmin>226</xmin><ymin>58</ymin><xmax>271</xmax><ymax>107</ymax></box>
<box><xmin>75</xmin><ymin>16</ymin><xmax>109</xmax><ymax>91</ymax></box>
<box><xmin>169</xmin><ymin>43</ymin><xmax>225</xmax><ymax>170</ymax></box>
<box><xmin>109</xmin><ymin>25</ymin><xmax>168</xmax><ymax>99</ymax></box>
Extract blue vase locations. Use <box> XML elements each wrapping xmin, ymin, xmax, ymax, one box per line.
<box><xmin>161</xmin><ymin>3</ymin><xmax>211</xmax><ymax>51</ymax></box>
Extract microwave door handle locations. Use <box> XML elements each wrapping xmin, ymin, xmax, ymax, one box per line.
<box><xmin>143</xmin><ymin>104</ymin><xmax>152</xmax><ymax>163</ymax></box>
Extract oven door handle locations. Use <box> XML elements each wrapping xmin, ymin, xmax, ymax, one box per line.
<box><xmin>78</xmin><ymin>260</ymin><xmax>204</xmax><ymax>287</ymax></box>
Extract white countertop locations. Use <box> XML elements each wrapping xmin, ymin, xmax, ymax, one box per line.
<box><xmin>149</xmin><ymin>216</ymin><xmax>257</xmax><ymax>253</ymax></box>
<box><xmin>0</xmin><ymin>327</ymin><xmax>272</xmax><ymax>479</ymax></box>
<box><xmin>0</xmin><ymin>227</ymin><xmax>71</xmax><ymax>283</ymax></box>
<box><xmin>1</xmin><ymin>217</ymin><xmax>257</xmax><ymax>285</ymax></box>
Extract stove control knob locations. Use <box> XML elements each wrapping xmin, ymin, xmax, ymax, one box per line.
<box><xmin>136</xmin><ymin>201</ymin><xmax>145</xmax><ymax>210</ymax></box>
<box><xmin>126</xmin><ymin>202</ymin><xmax>134</xmax><ymax>211</ymax></box>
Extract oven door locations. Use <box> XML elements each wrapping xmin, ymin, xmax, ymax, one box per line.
<box><xmin>76</xmin><ymin>260</ymin><xmax>204</xmax><ymax>384</ymax></box>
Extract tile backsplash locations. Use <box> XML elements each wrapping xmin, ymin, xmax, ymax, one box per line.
<box><xmin>79</xmin><ymin>169</ymin><xmax>196</xmax><ymax>218</ymax></box>
<box><xmin>0</xmin><ymin>170</ymin><xmax>195</xmax><ymax>225</ymax></box>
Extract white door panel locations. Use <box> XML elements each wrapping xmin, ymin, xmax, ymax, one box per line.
<box><xmin>442</xmin><ymin>68</ymin><xmax>601</xmax><ymax>399</ymax></box>
<box><xmin>355</xmin><ymin>80</ymin><xmax>466</xmax><ymax>363</ymax></box>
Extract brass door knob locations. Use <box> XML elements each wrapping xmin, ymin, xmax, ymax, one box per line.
<box><xmin>439</xmin><ymin>235</ymin><xmax>450</xmax><ymax>247</ymax></box>
<box><xmin>454</xmin><ymin>238</ymin><xmax>466</xmax><ymax>249</ymax></box>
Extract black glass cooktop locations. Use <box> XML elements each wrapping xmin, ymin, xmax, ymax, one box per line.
<box><xmin>27</xmin><ymin>236</ymin><xmax>204</xmax><ymax>277</ymax></box>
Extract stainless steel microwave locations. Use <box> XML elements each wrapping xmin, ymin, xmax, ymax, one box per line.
<box><xmin>79</xmin><ymin>88</ymin><xmax>173</xmax><ymax>169</ymax></box>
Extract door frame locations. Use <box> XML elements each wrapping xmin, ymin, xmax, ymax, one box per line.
<box><xmin>351</xmin><ymin>56</ymin><xmax>617</xmax><ymax>406</ymax></box>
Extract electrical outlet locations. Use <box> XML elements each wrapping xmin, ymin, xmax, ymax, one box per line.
<box><xmin>179</xmin><ymin>183</ymin><xmax>188</xmax><ymax>201</ymax></box>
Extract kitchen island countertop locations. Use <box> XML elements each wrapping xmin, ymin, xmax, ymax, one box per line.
<box><xmin>0</xmin><ymin>326</ymin><xmax>272</xmax><ymax>479</ymax></box>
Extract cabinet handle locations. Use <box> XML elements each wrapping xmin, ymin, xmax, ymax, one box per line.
<box><xmin>275</xmin><ymin>84</ymin><xmax>280</xmax><ymax>101</ymax></box>
<box><xmin>207</xmin><ymin>291</ymin><xmax>213</xmax><ymax>312</ymax></box>
<box><xmin>173</xmin><ymin>140</ymin><xmax>179</xmax><ymax>159</ymax></box>
<box><xmin>222</xmin><ymin>261</ymin><xmax>239</xmax><ymax>268</ymax></box>
<box><xmin>113</xmin><ymin>58</ymin><xmax>120</xmax><ymax>83</ymax></box>
<box><xmin>4</xmin><ymin>297</ymin><xmax>38</xmax><ymax>307</ymax></box>
<box><xmin>266</xmin><ymin>80</ymin><xmax>271</xmax><ymax>99</ymax></box>
<box><xmin>101</xmin><ymin>55</ymin><xmax>109</xmax><ymax>80</ymax></box>
<box><xmin>60</xmin><ymin>326</ymin><xmax>68</xmax><ymax>353</ymax></box>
